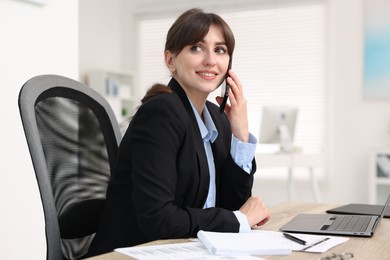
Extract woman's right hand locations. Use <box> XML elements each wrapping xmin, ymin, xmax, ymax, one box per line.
<box><xmin>239</xmin><ymin>196</ymin><xmax>270</xmax><ymax>227</ymax></box>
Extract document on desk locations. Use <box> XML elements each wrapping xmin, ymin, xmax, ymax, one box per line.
<box><xmin>197</xmin><ymin>230</ymin><xmax>349</xmax><ymax>255</ymax></box>
<box><xmin>115</xmin><ymin>241</ymin><xmax>263</xmax><ymax>260</ymax></box>
<box><xmin>280</xmin><ymin>232</ymin><xmax>349</xmax><ymax>253</ymax></box>
<box><xmin>251</xmin><ymin>230</ymin><xmax>349</xmax><ymax>253</ymax></box>
<box><xmin>197</xmin><ymin>230</ymin><xmax>291</xmax><ymax>256</ymax></box>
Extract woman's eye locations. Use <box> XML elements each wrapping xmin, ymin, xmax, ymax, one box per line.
<box><xmin>215</xmin><ymin>47</ymin><xmax>227</xmax><ymax>54</ymax></box>
<box><xmin>190</xmin><ymin>45</ymin><xmax>202</xmax><ymax>52</ymax></box>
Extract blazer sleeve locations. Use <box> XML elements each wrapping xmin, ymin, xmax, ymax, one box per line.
<box><xmin>207</xmin><ymin>102</ymin><xmax>256</xmax><ymax>211</ymax></box>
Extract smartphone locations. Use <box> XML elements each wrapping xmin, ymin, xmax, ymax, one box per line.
<box><xmin>219</xmin><ymin>57</ymin><xmax>233</xmax><ymax>114</ymax></box>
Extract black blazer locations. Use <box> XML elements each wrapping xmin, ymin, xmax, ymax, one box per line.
<box><xmin>87</xmin><ymin>78</ymin><xmax>256</xmax><ymax>257</ymax></box>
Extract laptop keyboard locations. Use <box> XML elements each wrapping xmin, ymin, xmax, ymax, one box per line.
<box><xmin>321</xmin><ymin>215</ymin><xmax>372</xmax><ymax>232</ymax></box>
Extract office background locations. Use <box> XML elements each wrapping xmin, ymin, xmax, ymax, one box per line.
<box><xmin>1</xmin><ymin>0</ymin><xmax>390</xmax><ymax>259</ymax></box>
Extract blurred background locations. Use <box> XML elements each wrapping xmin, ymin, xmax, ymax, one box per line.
<box><xmin>1</xmin><ymin>0</ymin><xmax>390</xmax><ymax>259</ymax></box>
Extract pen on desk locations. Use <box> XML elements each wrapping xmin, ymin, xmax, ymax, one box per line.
<box><xmin>283</xmin><ymin>232</ymin><xmax>307</xmax><ymax>245</ymax></box>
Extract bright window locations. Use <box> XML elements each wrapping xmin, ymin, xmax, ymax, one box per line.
<box><xmin>135</xmin><ymin>0</ymin><xmax>326</xmax><ymax>155</ymax></box>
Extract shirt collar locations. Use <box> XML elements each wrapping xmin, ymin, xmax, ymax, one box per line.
<box><xmin>189</xmin><ymin>100</ymin><xmax>218</xmax><ymax>143</ymax></box>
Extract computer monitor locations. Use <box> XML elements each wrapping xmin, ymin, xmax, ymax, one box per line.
<box><xmin>259</xmin><ymin>106</ymin><xmax>298</xmax><ymax>152</ymax></box>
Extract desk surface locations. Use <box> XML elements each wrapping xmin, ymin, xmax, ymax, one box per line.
<box><xmin>86</xmin><ymin>202</ymin><xmax>390</xmax><ymax>260</ymax></box>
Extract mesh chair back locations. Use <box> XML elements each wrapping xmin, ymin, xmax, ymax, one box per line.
<box><xmin>18</xmin><ymin>75</ymin><xmax>122</xmax><ymax>260</ymax></box>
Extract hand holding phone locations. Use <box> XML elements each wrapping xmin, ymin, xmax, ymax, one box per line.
<box><xmin>219</xmin><ymin>57</ymin><xmax>233</xmax><ymax>114</ymax></box>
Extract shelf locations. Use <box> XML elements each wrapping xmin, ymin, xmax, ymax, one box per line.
<box><xmin>369</xmin><ymin>149</ymin><xmax>390</xmax><ymax>204</ymax></box>
<box><xmin>87</xmin><ymin>70</ymin><xmax>138</xmax><ymax>124</ymax></box>
<box><xmin>375</xmin><ymin>178</ymin><xmax>390</xmax><ymax>185</ymax></box>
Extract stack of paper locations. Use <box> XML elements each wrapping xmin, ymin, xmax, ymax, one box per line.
<box><xmin>115</xmin><ymin>230</ymin><xmax>349</xmax><ymax>259</ymax></box>
<box><xmin>115</xmin><ymin>241</ymin><xmax>263</xmax><ymax>259</ymax></box>
<box><xmin>197</xmin><ymin>230</ymin><xmax>349</xmax><ymax>256</ymax></box>
<box><xmin>197</xmin><ymin>230</ymin><xmax>291</xmax><ymax>256</ymax></box>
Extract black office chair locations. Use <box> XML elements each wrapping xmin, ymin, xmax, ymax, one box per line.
<box><xmin>18</xmin><ymin>75</ymin><xmax>122</xmax><ymax>260</ymax></box>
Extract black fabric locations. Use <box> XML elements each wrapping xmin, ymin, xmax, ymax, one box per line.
<box><xmin>58</xmin><ymin>199</ymin><xmax>106</xmax><ymax>239</ymax></box>
<box><xmin>36</xmin><ymin>97</ymin><xmax>110</xmax><ymax>258</ymax></box>
<box><xmin>87</xmin><ymin>78</ymin><xmax>255</xmax><ymax>257</ymax></box>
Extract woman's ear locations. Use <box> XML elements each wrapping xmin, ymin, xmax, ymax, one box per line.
<box><xmin>164</xmin><ymin>50</ymin><xmax>176</xmax><ymax>73</ymax></box>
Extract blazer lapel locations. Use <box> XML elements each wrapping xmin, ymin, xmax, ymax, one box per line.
<box><xmin>168</xmin><ymin>78</ymin><xmax>210</xmax><ymax>207</ymax></box>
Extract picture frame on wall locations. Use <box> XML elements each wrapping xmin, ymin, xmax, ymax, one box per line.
<box><xmin>364</xmin><ymin>0</ymin><xmax>390</xmax><ymax>98</ymax></box>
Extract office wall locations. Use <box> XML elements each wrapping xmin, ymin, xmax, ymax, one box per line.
<box><xmin>79</xmin><ymin>0</ymin><xmax>127</xmax><ymax>82</ymax></box>
<box><xmin>79</xmin><ymin>0</ymin><xmax>139</xmax><ymax>101</ymax></box>
<box><xmin>325</xmin><ymin>0</ymin><xmax>390</xmax><ymax>203</ymax></box>
<box><xmin>254</xmin><ymin>0</ymin><xmax>390</xmax><ymax>206</ymax></box>
<box><xmin>0</xmin><ymin>0</ymin><xmax>78</xmax><ymax>259</ymax></box>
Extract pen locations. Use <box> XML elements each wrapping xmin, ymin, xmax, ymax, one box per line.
<box><xmin>283</xmin><ymin>232</ymin><xmax>307</xmax><ymax>245</ymax></box>
<box><xmin>299</xmin><ymin>237</ymin><xmax>330</xmax><ymax>252</ymax></box>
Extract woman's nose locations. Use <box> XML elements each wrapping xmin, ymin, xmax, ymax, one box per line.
<box><xmin>203</xmin><ymin>51</ymin><xmax>217</xmax><ymax>67</ymax></box>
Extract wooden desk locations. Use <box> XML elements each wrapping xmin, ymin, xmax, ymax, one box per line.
<box><xmin>86</xmin><ymin>202</ymin><xmax>390</xmax><ymax>260</ymax></box>
<box><xmin>259</xmin><ymin>202</ymin><xmax>389</xmax><ymax>259</ymax></box>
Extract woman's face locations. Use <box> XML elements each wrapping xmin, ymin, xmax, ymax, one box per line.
<box><xmin>165</xmin><ymin>24</ymin><xmax>230</xmax><ymax>101</ymax></box>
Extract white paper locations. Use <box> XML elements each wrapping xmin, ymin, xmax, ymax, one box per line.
<box><xmin>197</xmin><ymin>230</ymin><xmax>291</xmax><ymax>256</ymax></box>
<box><xmin>115</xmin><ymin>231</ymin><xmax>348</xmax><ymax>260</ymax></box>
<box><xmin>284</xmin><ymin>233</ymin><xmax>349</xmax><ymax>253</ymax></box>
<box><xmin>251</xmin><ymin>230</ymin><xmax>349</xmax><ymax>253</ymax></box>
<box><xmin>115</xmin><ymin>241</ymin><xmax>263</xmax><ymax>260</ymax></box>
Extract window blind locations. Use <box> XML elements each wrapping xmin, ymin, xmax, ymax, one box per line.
<box><xmin>136</xmin><ymin>0</ymin><xmax>326</xmax><ymax>154</ymax></box>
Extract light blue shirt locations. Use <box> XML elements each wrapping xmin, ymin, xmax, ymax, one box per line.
<box><xmin>189</xmin><ymin>101</ymin><xmax>257</xmax><ymax>232</ymax></box>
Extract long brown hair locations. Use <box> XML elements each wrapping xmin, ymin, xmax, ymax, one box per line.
<box><xmin>141</xmin><ymin>83</ymin><xmax>172</xmax><ymax>104</ymax></box>
<box><xmin>123</xmin><ymin>83</ymin><xmax>171</xmax><ymax>127</ymax></box>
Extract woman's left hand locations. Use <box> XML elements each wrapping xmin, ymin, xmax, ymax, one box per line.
<box><xmin>216</xmin><ymin>70</ymin><xmax>249</xmax><ymax>142</ymax></box>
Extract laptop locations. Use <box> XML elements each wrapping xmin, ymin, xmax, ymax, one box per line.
<box><xmin>326</xmin><ymin>203</ymin><xmax>390</xmax><ymax>218</ymax></box>
<box><xmin>280</xmin><ymin>194</ymin><xmax>390</xmax><ymax>237</ymax></box>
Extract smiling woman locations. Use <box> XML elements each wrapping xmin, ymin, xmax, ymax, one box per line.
<box><xmin>86</xmin><ymin>8</ymin><xmax>269</xmax><ymax>258</ymax></box>
<box><xmin>164</xmin><ymin>24</ymin><xmax>231</xmax><ymax>112</ymax></box>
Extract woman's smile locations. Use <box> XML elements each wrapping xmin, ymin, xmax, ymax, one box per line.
<box><xmin>196</xmin><ymin>70</ymin><xmax>218</xmax><ymax>80</ymax></box>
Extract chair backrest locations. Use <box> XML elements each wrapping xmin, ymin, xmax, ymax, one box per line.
<box><xmin>18</xmin><ymin>75</ymin><xmax>122</xmax><ymax>260</ymax></box>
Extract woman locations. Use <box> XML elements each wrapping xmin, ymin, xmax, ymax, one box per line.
<box><xmin>87</xmin><ymin>8</ymin><xmax>270</xmax><ymax>257</ymax></box>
